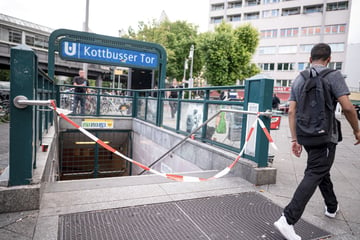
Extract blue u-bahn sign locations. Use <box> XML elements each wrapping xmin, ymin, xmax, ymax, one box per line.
<box><xmin>60</xmin><ymin>40</ymin><xmax>158</xmax><ymax>69</ymax></box>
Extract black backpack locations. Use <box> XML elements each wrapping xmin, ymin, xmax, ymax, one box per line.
<box><xmin>296</xmin><ymin>68</ymin><xmax>336</xmax><ymax>146</ymax></box>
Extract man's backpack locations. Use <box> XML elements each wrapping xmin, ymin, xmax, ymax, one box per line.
<box><xmin>296</xmin><ymin>68</ymin><xmax>336</xmax><ymax>146</ymax></box>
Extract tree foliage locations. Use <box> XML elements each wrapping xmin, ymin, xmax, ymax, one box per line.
<box><xmin>125</xmin><ymin>20</ymin><xmax>202</xmax><ymax>82</ymax></box>
<box><xmin>197</xmin><ymin>22</ymin><xmax>260</xmax><ymax>86</ymax></box>
<box><xmin>125</xmin><ymin>20</ymin><xmax>259</xmax><ymax>86</ymax></box>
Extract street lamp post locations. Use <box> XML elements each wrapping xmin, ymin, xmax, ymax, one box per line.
<box><xmin>188</xmin><ymin>44</ymin><xmax>194</xmax><ymax>99</ymax></box>
<box><xmin>83</xmin><ymin>0</ymin><xmax>90</xmax><ymax>78</ymax></box>
<box><xmin>183</xmin><ymin>59</ymin><xmax>188</xmax><ymax>99</ymax></box>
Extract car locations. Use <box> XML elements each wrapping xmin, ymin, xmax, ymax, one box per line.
<box><xmin>354</xmin><ymin>104</ymin><xmax>360</xmax><ymax>120</ymax></box>
<box><xmin>278</xmin><ymin>102</ymin><xmax>289</xmax><ymax>114</ymax></box>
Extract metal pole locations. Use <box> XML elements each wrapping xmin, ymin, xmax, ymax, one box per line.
<box><xmin>182</xmin><ymin>59</ymin><xmax>188</xmax><ymax>99</ymax></box>
<box><xmin>188</xmin><ymin>45</ymin><xmax>194</xmax><ymax>99</ymax></box>
<box><xmin>83</xmin><ymin>0</ymin><xmax>90</xmax><ymax>78</ymax></box>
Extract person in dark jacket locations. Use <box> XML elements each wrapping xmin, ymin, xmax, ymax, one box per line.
<box><xmin>72</xmin><ymin>70</ymin><xmax>89</xmax><ymax>114</ymax></box>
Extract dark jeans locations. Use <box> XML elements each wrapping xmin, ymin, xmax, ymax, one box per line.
<box><xmin>284</xmin><ymin>142</ymin><xmax>338</xmax><ymax>225</ymax></box>
<box><xmin>73</xmin><ymin>94</ymin><xmax>86</xmax><ymax>114</ymax></box>
<box><xmin>169</xmin><ymin>101</ymin><xmax>177</xmax><ymax>118</ymax></box>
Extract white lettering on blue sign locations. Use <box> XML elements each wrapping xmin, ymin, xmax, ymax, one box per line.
<box><xmin>61</xmin><ymin>41</ymin><xmax>158</xmax><ymax>69</ymax></box>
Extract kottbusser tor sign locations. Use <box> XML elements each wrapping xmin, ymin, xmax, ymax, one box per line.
<box><xmin>60</xmin><ymin>40</ymin><xmax>158</xmax><ymax>69</ymax></box>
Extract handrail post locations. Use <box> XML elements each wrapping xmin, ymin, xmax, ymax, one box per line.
<box><xmin>242</xmin><ymin>78</ymin><xmax>274</xmax><ymax>167</ymax></box>
<box><xmin>9</xmin><ymin>45</ymin><xmax>37</xmax><ymax>186</ymax></box>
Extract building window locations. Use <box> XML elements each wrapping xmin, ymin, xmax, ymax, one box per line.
<box><xmin>299</xmin><ymin>44</ymin><xmax>314</xmax><ymax>53</ymax></box>
<box><xmin>277</xmin><ymin>63</ymin><xmax>294</xmax><ymax>71</ymax></box>
<box><xmin>260</xmin><ymin>29</ymin><xmax>277</xmax><ymax>38</ymax></box>
<box><xmin>327</xmin><ymin>1</ymin><xmax>348</xmax><ymax>11</ymax></box>
<box><xmin>278</xmin><ymin>45</ymin><xmax>297</xmax><ymax>54</ymax></box>
<box><xmin>259</xmin><ymin>63</ymin><xmax>275</xmax><ymax>71</ymax></box>
<box><xmin>263</xmin><ymin>9</ymin><xmax>279</xmax><ymax>18</ymax></box>
<box><xmin>258</xmin><ymin>46</ymin><xmax>276</xmax><ymax>54</ymax></box>
<box><xmin>329</xmin><ymin>43</ymin><xmax>345</xmax><ymax>52</ymax></box>
<box><xmin>8</xmin><ymin>29</ymin><xmax>22</xmax><ymax>44</ymax></box>
<box><xmin>211</xmin><ymin>3</ymin><xmax>225</xmax><ymax>11</ymax></box>
<box><xmin>211</xmin><ymin>16</ymin><xmax>224</xmax><ymax>24</ymax></box>
<box><xmin>301</xmin><ymin>26</ymin><xmax>321</xmax><ymax>36</ymax></box>
<box><xmin>25</xmin><ymin>34</ymin><xmax>34</xmax><ymax>46</ymax></box>
<box><xmin>228</xmin><ymin>1</ymin><xmax>242</xmax><ymax>9</ymax></box>
<box><xmin>244</xmin><ymin>12</ymin><xmax>260</xmax><ymax>20</ymax></box>
<box><xmin>280</xmin><ymin>27</ymin><xmax>299</xmax><ymax>37</ymax></box>
<box><xmin>275</xmin><ymin>79</ymin><xmax>291</xmax><ymax>87</ymax></box>
<box><xmin>303</xmin><ymin>4</ymin><xmax>323</xmax><ymax>14</ymax></box>
<box><xmin>282</xmin><ymin>7</ymin><xmax>300</xmax><ymax>16</ymax></box>
<box><xmin>328</xmin><ymin>62</ymin><xmax>342</xmax><ymax>70</ymax></box>
<box><xmin>25</xmin><ymin>34</ymin><xmax>48</xmax><ymax>49</ymax></box>
<box><xmin>324</xmin><ymin>24</ymin><xmax>346</xmax><ymax>34</ymax></box>
<box><xmin>228</xmin><ymin>14</ymin><xmax>241</xmax><ymax>22</ymax></box>
<box><xmin>263</xmin><ymin>0</ymin><xmax>280</xmax><ymax>4</ymax></box>
<box><xmin>298</xmin><ymin>62</ymin><xmax>310</xmax><ymax>71</ymax></box>
<box><xmin>245</xmin><ymin>0</ymin><xmax>260</xmax><ymax>7</ymax></box>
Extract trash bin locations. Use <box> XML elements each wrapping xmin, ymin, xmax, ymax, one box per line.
<box><xmin>270</xmin><ymin>116</ymin><xmax>281</xmax><ymax>130</ymax></box>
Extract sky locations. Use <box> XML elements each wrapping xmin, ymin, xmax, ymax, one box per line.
<box><xmin>0</xmin><ymin>0</ymin><xmax>359</xmax><ymax>42</ymax></box>
<box><xmin>0</xmin><ymin>0</ymin><xmax>209</xmax><ymax>36</ymax></box>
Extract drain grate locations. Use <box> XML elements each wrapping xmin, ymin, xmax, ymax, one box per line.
<box><xmin>58</xmin><ymin>192</ymin><xmax>330</xmax><ymax>240</ymax></box>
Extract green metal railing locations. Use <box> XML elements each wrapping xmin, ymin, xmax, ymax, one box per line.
<box><xmin>59</xmin><ymin>85</ymin><xmax>246</xmax><ymax>153</ymax></box>
<box><xmin>9</xmin><ymin>45</ymin><xmax>56</xmax><ymax>186</ymax></box>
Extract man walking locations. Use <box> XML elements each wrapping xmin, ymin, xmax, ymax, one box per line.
<box><xmin>274</xmin><ymin>43</ymin><xmax>360</xmax><ymax>240</ymax></box>
<box><xmin>72</xmin><ymin>69</ymin><xmax>88</xmax><ymax>114</ymax></box>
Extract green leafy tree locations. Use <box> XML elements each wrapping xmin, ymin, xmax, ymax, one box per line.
<box><xmin>0</xmin><ymin>69</ymin><xmax>10</xmax><ymax>82</ymax></box>
<box><xmin>197</xmin><ymin>22</ymin><xmax>260</xmax><ymax>86</ymax></box>
<box><xmin>124</xmin><ymin>20</ymin><xmax>203</xmax><ymax>82</ymax></box>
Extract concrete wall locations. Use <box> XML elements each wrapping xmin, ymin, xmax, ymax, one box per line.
<box><xmin>0</xmin><ymin>126</ymin><xmax>56</xmax><ymax>213</ymax></box>
<box><xmin>132</xmin><ymin>119</ymin><xmax>276</xmax><ymax>185</ymax></box>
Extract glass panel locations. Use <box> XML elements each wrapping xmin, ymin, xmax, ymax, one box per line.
<box><xmin>136</xmin><ymin>99</ymin><xmax>146</xmax><ymax>119</ymax></box>
<box><xmin>206</xmin><ymin>104</ymin><xmax>243</xmax><ymax>147</ymax></box>
<box><xmin>100</xmin><ymin>95</ymin><xmax>132</xmax><ymax>116</ymax></box>
<box><xmin>146</xmin><ymin>99</ymin><xmax>157</xmax><ymax>123</ymax></box>
<box><xmin>162</xmin><ymin>101</ymin><xmax>177</xmax><ymax>129</ymax></box>
<box><xmin>180</xmin><ymin>102</ymin><xmax>204</xmax><ymax>135</ymax></box>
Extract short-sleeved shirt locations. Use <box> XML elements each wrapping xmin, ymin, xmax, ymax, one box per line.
<box><xmin>73</xmin><ymin>76</ymin><xmax>88</xmax><ymax>93</ymax></box>
<box><xmin>289</xmin><ymin>66</ymin><xmax>350</xmax><ymax>143</ymax></box>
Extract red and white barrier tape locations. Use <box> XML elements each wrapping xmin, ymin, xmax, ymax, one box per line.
<box><xmin>49</xmin><ymin>101</ymin><xmax>276</xmax><ymax>182</ymax></box>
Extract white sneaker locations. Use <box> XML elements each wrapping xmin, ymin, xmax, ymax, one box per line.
<box><xmin>325</xmin><ymin>204</ymin><xmax>339</xmax><ymax>218</ymax></box>
<box><xmin>274</xmin><ymin>215</ymin><xmax>301</xmax><ymax>240</ymax></box>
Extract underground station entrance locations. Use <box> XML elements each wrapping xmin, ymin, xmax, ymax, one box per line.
<box><xmin>59</xmin><ymin>130</ymin><xmax>131</xmax><ymax>180</ymax></box>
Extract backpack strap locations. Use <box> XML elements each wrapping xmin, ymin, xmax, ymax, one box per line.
<box><xmin>300</xmin><ymin>69</ymin><xmax>310</xmax><ymax>81</ymax></box>
<box><xmin>318</xmin><ymin>68</ymin><xmax>336</xmax><ymax>78</ymax></box>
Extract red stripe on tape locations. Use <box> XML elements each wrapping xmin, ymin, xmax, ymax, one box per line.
<box><xmin>166</xmin><ymin>174</ymin><xmax>184</xmax><ymax>181</ymax></box>
<box><xmin>133</xmin><ymin>161</ymin><xmax>150</xmax><ymax>171</ymax></box>
<box><xmin>246</xmin><ymin>127</ymin><xmax>254</xmax><ymax>142</ymax></box>
<box><xmin>229</xmin><ymin>155</ymin><xmax>241</xmax><ymax>169</ymax></box>
<box><xmin>262</xmin><ymin>127</ymin><xmax>274</xmax><ymax>143</ymax></box>
<box><xmin>60</xmin><ymin>113</ymin><xmax>80</xmax><ymax>129</ymax></box>
<box><xmin>97</xmin><ymin>139</ymin><xmax>117</xmax><ymax>153</ymax></box>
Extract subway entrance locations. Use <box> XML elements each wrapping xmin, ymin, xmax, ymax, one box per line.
<box><xmin>59</xmin><ymin>130</ymin><xmax>131</xmax><ymax>181</ymax></box>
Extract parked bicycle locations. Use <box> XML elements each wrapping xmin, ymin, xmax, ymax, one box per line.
<box><xmin>0</xmin><ymin>92</ymin><xmax>10</xmax><ymax>122</ymax></box>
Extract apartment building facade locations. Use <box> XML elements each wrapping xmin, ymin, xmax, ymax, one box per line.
<box><xmin>209</xmin><ymin>0</ymin><xmax>352</xmax><ymax>96</ymax></box>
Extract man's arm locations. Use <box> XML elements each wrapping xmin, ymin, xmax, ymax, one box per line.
<box><xmin>288</xmin><ymin>100</ymin><xmax>302</xmax><ymax>157</ymax></box>
<box><xmin>288</xmin><ymin>101</ymin><xmax>297</xmax><ymax>142</ymax></box>
<box><xmin>337</xmin><ymin>95</ymin><xmax>360</xmax><ymax>145</ymax></box>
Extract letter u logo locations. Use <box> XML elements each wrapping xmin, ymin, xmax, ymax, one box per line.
<box><xmin>64</xmin><ymin>42</ymin><xmax>77</xmax><ymax>56</ymax></box>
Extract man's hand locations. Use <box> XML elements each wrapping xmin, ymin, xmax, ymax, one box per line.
<box><xmin>354</xmin><ymin>130</ymin><xmax>360</xmax><ymax>145</ymax></box>
<box><xmin>292</xmin><ymin>142</ymin><xmax>302</xmax><ymax>157</ymax></box>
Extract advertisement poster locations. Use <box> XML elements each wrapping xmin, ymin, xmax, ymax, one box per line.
<box><xmin>244</xmin><ymin>102</ymin><xmax>258</xmax><ymax>156</ymax></box>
